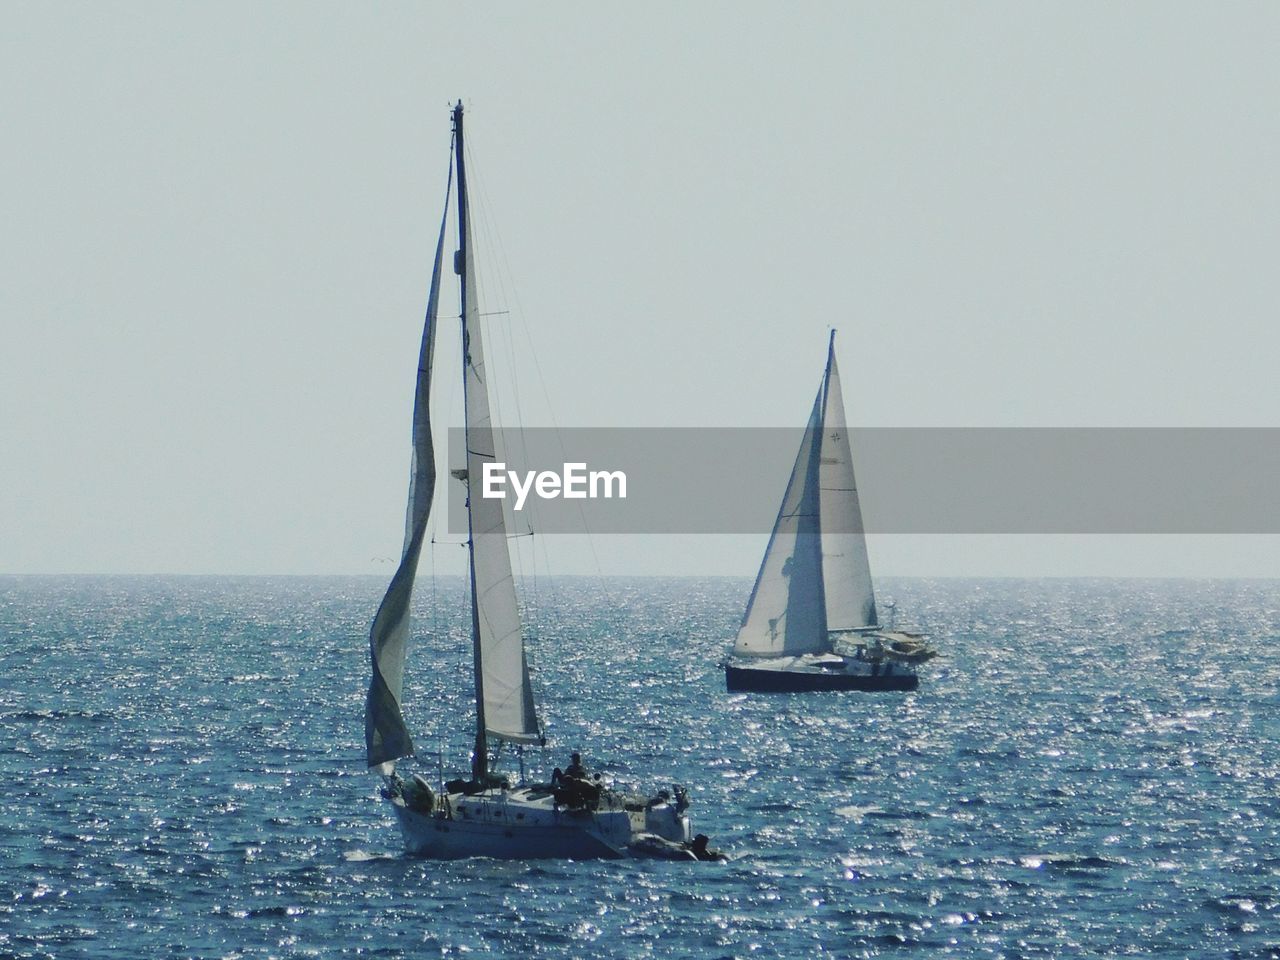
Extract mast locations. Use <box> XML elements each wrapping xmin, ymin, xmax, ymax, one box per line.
<box><xmin>454</xmin><ymin>101</ymin><xmax>542</xmax><ymax>784</ymax></box>
<box><xmin>454</xmin><ymin>101</ymin><xmax>488</xmax><ymax>783</ymax></box>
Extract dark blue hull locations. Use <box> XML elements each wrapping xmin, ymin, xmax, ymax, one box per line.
<box><xmin>724</xmin><ymin>663</ymin><xmax>919</xmax><ymax>693</ymax></box>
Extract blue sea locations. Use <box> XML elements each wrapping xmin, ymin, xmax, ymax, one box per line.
<box><xmin>2</xmin><ymin>575</ymin><xmax>1278</xmax><ymax>959</ymax></box>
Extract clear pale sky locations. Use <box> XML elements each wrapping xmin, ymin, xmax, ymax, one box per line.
<box><xmin>3</xmin><ymin>2</ymin><xmax>1278</xmax><ymax>577</ymax></box>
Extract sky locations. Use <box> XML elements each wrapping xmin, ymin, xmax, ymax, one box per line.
<box><xmin>2</xmin><ymin>2</ymin><xmax>1279</xmax><ymax>577</ymax></box>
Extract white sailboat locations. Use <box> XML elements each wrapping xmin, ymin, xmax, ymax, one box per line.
<box><xmin>365</xmin><ymin>102</ymin><xmax>714</xmax><ymax>860</ymax></box>
<box><xmin>724</xmin><ymin>332</ymin><xmax>937</xmax><ymax>693</ymax></box>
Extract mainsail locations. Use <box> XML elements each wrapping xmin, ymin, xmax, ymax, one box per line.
<box><xmin>453</xmin><ymin>104</ymin><xmax>541</xmax><ymax>782</ymax></box>
<box><xmin>733</xmin><ymin>389</ymin><xmax>828</xmax><ymax>657</ymax></box>
<box><xmin>366</xmin><ymin>103</ymin><xmax>541</xmax><ymax>786</ymax></box>
<box><xmin>364</xmin><ymin>166</ymin><xmax>453</xmax><ymax>773</ymax></box>
<box><xmin>818</xmin><ymin>335</ymin><xmax>877</xmax><ymax>630</ymax></box>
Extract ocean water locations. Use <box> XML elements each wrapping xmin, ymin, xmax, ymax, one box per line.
<box><xmin>1</xmin><ymin>575</ymin><xmax>1278</xmax><ymax>959</ymax></box>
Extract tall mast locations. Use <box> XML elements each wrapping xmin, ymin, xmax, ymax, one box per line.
<box><xmin>453</xmin><ymin>100</ymin><xmax>489</xmax><ymax>784</ymax></box>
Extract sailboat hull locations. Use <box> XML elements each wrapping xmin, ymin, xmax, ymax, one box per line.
<box><xmin>725</xmin><ymin>661</ymin><xmax>918</xmax><ymax>693</ymax></box>
<box><xmin>386</xmin><ymin>785</ymin><xmax>691</xmax><ymax>860</ymax></box>
<box><xmin>391</xmin><ymin>802</ymin><xmax>631</xmax><ymax>859</ymax></box>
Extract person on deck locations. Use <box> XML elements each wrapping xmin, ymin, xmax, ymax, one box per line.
<box><xmin>552</xmin><ymin>753</ymin><xmax>599</xmax><ymax>809</ymax></box>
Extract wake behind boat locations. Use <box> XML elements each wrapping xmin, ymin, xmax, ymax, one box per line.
<box><xmin>724</xmin><ymin>333</ymin><xmax>938</xmax><ymax>694</ymax></box>
<box><xmin>364</xmin><ymin>102</ymin><xmax>719</xmax><ymax>860</ymax></box>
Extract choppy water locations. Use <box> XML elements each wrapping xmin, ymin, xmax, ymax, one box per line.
<box><xmin>1</xmin><ymin>575</ymin><xmax>1278</xmax><ymax>959</ymax></box>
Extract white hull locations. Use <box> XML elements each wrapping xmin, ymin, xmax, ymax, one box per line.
<box><xmin>387</xmin><ymin>784</ymin><xmax>692</xmax><ymax>860</ymax></box>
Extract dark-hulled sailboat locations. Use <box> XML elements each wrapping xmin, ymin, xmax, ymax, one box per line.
<box><xmin>724</xmin><ymin>332</ymin><xmax>937</xmax><ymax>693</ymax></box>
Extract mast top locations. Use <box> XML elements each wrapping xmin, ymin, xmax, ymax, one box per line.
<box><xmin>822</xmin><ymin>329</ymin><xmax>838</xmax><ymax>390</ymax></box>
<box><xmin>452</xmin><ymin>100</ymin><xmax>464</xmax><ymax>131</ymax></box>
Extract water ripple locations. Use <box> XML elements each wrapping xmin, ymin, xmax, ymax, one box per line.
<box><xmin>1</xmin><ymin>575</ymin><xmax>1278</xmax><ymax>957</ymax></box>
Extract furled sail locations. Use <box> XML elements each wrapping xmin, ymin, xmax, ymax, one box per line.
<box><xmin>818</xmin><ymin>335</ymin><xmax>877</xmax><ymax>631</ymax></box>
<box><xmin>733</xmin><ymin>388</ymin><xmax>829</xmax><ymax>657</ymax></box>
<box><xmin>364</xmin><ymin>166</ymin><xmax>452</xmax><ymax>773</ymax></box>
<box><xmin>454</xmin><ymin>105</ymin><xmax>542</xmax><ymax>755</ymax></box>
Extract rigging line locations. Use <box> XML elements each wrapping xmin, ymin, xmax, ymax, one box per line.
<box><xmin>461</xmin><ymin>145</ymin><xmax>518</xmax><ymax>514</ymax></box>
<box><xmin>430</xmin><ymin>533</ymin><xmax>532</xmax><ymax>543</ymax></box>
<box><xmin>461</xmin><ymin>132</ymin><xmax>559</xmax><ymax>751</ymax></box>
<box><xmin>462</xmin><ymin>135</ymin><xmax>541</xmax><ymax>618</ymax></box>
<box><xmin>470</xmin><ymin>171</ymin><xmax>563</xmax><ymax>657</ymax></box>
<box><xmin>463</xmin><ymin>135</ymin><xmax>608</xmax><ymax>602</ymax></box>
<box><xmin>465</xmin><ymin>144</ymin><xmax>537</xmax><ymax>551</ymax></box>
<box><xmin>481</xmin><ymin>185</ymin><xmax>606</xmax><ymax>594</ymax></box>
<box><xmin>461</xmin><ymin>136</ymin><xmax>536</xmax><ymax>500</ymax></box>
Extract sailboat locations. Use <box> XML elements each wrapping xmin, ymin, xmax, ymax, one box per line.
<box><xmin>364</xmin><ymin>102</ymin><xmax>714</xmax><ymax>860</ymax></box>
<box><xmin>723</xmin><ymin>332</ymin><xmax>937</xmax><ymax>693</ymax></box>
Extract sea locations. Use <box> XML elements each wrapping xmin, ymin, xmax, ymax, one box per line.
<box><xmin>1</xmin><ymin>575</ymin><xmax>1278</xmax><ymax>959</ymax></box>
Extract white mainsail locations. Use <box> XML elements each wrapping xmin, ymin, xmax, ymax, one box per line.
<box><xmin>733</xmin><ymin>390</ymin><xmax>829</xmax><ymax>657</ymax></box>
<box><xmin>818</xmin><ymin>337</ymin><xmax>878</xmax><ymax>631</ymax></box>
<box><xmin>364</xmin><ymin>169</ymin><xmax>452</xmax><ymax>774</ymax></box>
<box><xmin>455</xmin><ymin>109</ymin><xmax>541</xmax><ymax>752</ymax></box>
